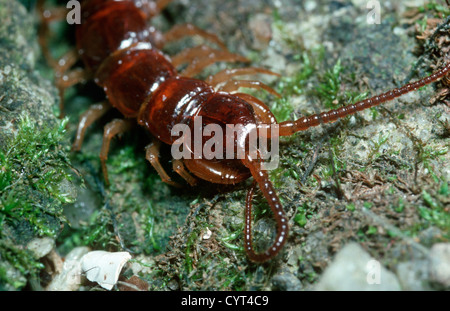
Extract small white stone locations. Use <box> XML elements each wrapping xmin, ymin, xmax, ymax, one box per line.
<box><xmin>202</xmin><ymin>228</ymin><xmax>212</xmax><ymax>240</ymax></box>
<box><xmin>429</xmin><ymin>243</ymin><xmax>450</xmax><ymax>288</ymax></box>
<box><xmin>27</xmin><ymin>237</ymin><xmax>55</xmax><ymax>258</ymax></box>
<box><xmin>315</xmin><ymin>243</ymin><xmax>401</xmax><ymax>291</ymax></box>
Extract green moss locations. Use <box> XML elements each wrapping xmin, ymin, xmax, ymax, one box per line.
<box><xmin>367</xmin><ymin>132</ymin><xmax>390</xmax><ymax>163</ymax></box>
<box><xmin>271</xmin><ymin>51</ymin><xmax>317</xmax><ymax>122</ymax></box>
<box><xmin>417</xmin><ymin>144</ymin><xmax>448</xmax><ymax>182</ymax></box>
<box><xmin>270</xmin><ymin>154</ymin><xmax>304</xmax><ymax>188</ymax></box>
<box><xmin>315</xmin><ymin>59</ymin><xmax>343</xmax><ymax>109</ymax></box>
<box><xmin>0</xmin><ymin>114</ymin><xmax>75</xmax><ymax>289</ymax></box>
<box><xmin>315</xmin><ymin>58</ymin><xmax>370</xmax><ymax>112</ymax></box>
<box><xmin>294</xmin><ymin>202</ymin><xmax>311</xmax><ymax>227</ymax></box>
<box><xmin>277</xmin><ymin>51</ymin><xmax>319</xmax><ymax>96</ymax></box>
<box><xmin>392</xmin><ymin>197</ymin><xmax>405</xmax><ymax>213</ymax></box>
<box><xmin>415</xmin><ymin>1</ymin><xmax>450</xmax><ymax>34</ymax></box>
<box><xmin>0</xmin><ymin>240</ymin><xmax>44</xmax><ymax>289</ymax></box>
<box><xmin>363</xmin><ymin>202</ymin><xmax>373</xmax><ymax>209</ymax></box>
<box><xmin>80</xmin><ymin>208</ymin><xmax>116</xmax><ymax>248</ymax></box>
<box><xmin>439</xmin><ymin>181</ymin><xmax>448</xmax><ymax>196</ymax></box>
<box><xmin>366</xmin><ymin>226</ymin><xmax>377</xmax><ymax>235</ymax></box>
<box><xmin>417</xmin><ymin>0</ymin><xmax>450</xmax><ymax>17</ymax></box>
<box><xmin>142</xmin><ymin>201</ymin><xmax>161</xmax><ymax>252</ymax></box>
<box><xmin>418</xmin><ymin>188</ymin><xmax>450</xmax><ymax>233</ymax></box>
<box><xmin>218</xmin><ymin>229</ymin><xmax>242</xmax><ymax>251</ymax></box>
<box><xmin>183</xmin><ymin>249</ymin><xmax>247</xmax><ymax>290</ymax></box>
<box><xmin>345</xmin><ymin>203</ymin><xmax>355</xmax><ymax>212</ymax></box>
<box><xmin>0</xmin><ymin>115</ymin><xmax>74</xmax><ymax>234</ymax></box>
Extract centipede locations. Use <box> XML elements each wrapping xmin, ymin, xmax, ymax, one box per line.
<box><xmin>37</xmin><ymin>0</ymin><xmax>450</xmax><ymax>263</ymax></box>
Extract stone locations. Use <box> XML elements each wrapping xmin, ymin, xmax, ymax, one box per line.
<box><xmin>396</xmin><ymin>260</ymin><xmax>431</xmax><ymax>291</ymax></box>
<box><xmin>27</xmin><ymin>237</ymin><xmax>55</xmax><ymax>259</ymax></box>
<box><xmin>46</xmin><ymin>246</ymin><xmax>90</xmax><ymax>291</ymax></box>
<box><xmin>428</xmin><ymin>243</ymin><xmax>450</xmax><ymax>289</ymax></box>
<box><xmin>272</xmin><ymin>269</ymin><xmax>303</xmax><ymax>291</ymax></box>
<box><xmin>315</xmin><ymin>243</ymin><xmax>401</xmax><ymax>291</ymax></box>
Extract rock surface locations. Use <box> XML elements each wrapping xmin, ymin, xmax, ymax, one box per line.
<box><xmin>315</xmin><ymin>243</ymin><xmax>401</xmax><ymax>291</ymax></box>
<box><xmin>396</xmin><ymin>260</ymin><xmax>431</xmax><ymax>291</ymax></box>
<box><xmin>0</xmin><ymin>0</ymin><xmax>76</xmax><ymax>290</ymax></box>
<box><xmin>428</xmin><ymin>243</ymin><xmax>450</xmax><ymax>289</ymax></box>
<box><xmin>46</xmin><ymin>246</ymin><xmax>90</xmax><ymax>291</ymax></box>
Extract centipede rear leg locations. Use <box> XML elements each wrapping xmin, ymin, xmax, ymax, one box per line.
<box><xmin>100</xmin><ymin>118</ymin><xmax>135</xmax><ymax>185</ymax></box>
<box><xmin>234</xmin><ymin>93</ymin><xmax>277</xmax><ymax>125</ymax></box>
<box><xmin>171</xmin><ymin>45</ymin><xmax>249</xmax><ymax>77</ymax></box>
<box><xmin>37</xmin><ymin>1</ymin><xmax>90</xmax><ymax>116</ymax></box>
<box><xmin>163</xmin><ymin>22</ymin><xmax>281</xmax><ymax>91</ymax></box>
<box><xmin>144</xmin><ymin>139</ymin><xmax>182</xmax><ymax>188</ymax></box>
<box><xmin>207</xmin><ymin>67</ymin><xmax>280</xmax><ymax>86</ymax></box>
<box><xmin>72</xmin><ymin>101</ymin><xmax>112</xmax><ymax>151</ymax></box>
<box><xmin>219</xmin><ymin>79</ymin><xmax>282</xmax><ymax>98</ymax></box>
<box><xmin>207</xmin><ymin>67</ymin><xmax>282</xmax><ymax>101</ymax></box>
<box><xmin>37</xmin><ymin>0</ymin><xmax>67</xmax><ymax>68</ymax></box>
<box><xmin>163</xmin><ymin>23</ymin><xmax>228</xmax><ymax>51</ymax></box>
<box><xmin>172</xmin><ymin>159</ymin><xmax>198</xmax><ymax>186</ymax></box>
<box><xmin>54</xmin><ymin>53</ymin><xmax>90</xmax><ymax>116</ymax></box>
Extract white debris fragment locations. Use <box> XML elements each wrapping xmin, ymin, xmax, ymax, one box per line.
<box><xmin>202</xmin><ymin>228</ymin><xmax>212</xmax><ymax>240</ymax></box>
<box><xmin>80</xmin><ymin>251</ymin><xmax>132</xmax><ymax>290</ymax></box>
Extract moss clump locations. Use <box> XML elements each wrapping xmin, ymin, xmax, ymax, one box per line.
<box><xmin>418</xmin><ymin>186</ymin><xmax>450</xmax><ymax>237</ymax></box>
<box><xmin>0</xmin><ymin>115</ymin><xmax>75</xmax><ymax>289</ymax></box>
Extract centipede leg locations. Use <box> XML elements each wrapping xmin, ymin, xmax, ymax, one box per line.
<box><xmin>72</xmin><ymin>101</ymin><xmax>112</xmax><ymax>151</ymax></box>
<box><xmin>37</xmin><ymin>1</ymin><xmax>87</xmax><ymax>116</ymax></box>
<box><xmin>234</xmin><ymin>93</ymin><xmax>277</xmax><ymax>125</ymax></box>
<box><xmin>163</xmin><ymin>23</ymin><xmax>228</xmax><ymax>51</ymax></box>
<box><xmin>45</xmin><ymin>48</ymin><xmax>89</xmax><ymax>117</ymax></box>
<box><xmin>55</xmin><ymin>51</ymin><xmax>89</xmax><ymax>91</ymax></box>
<box><xmin>52</xmin><ymin>49</ymin><xmax>78</xmax><ymax>76</ymax></box>
<box><xmin>219</xmin><ymin>79</ymin><xmax>281</xmax><ymax>98</ymax></box>
<box><xmin>206</xmin><ymin>67</ymin><xmax>280</xmax><ymax>86</ymax></box>
<box><xmin>171</xmin><ymin>45</ymin><xmax>249</xmax><ymax>77</ymax></box>
<box><xmin>138</xmin><ymin>0</ymin><xmax>174</xmax><ymax>18</ymax></box>
<box><xmin>100</xmin><ymin>119</ymin><xmax>134</xmax><ymax>185</ymax></box>
<box><xmin>37</xmin><ymin>0</ymin><xmax>68</xmax><ymax>67</ymax></box>
<box><xmin>154</xmin><ymin>0</ymin><xmax>174</xmax><ymax>14</ymax></box>
<box><xmin>56</xmin><ymin>68</ymin><xmax>89</xmax><ymax>117</ymax></box>
<box><xmin>172</xmin><ymin>159</ymin><xmax>198</xmax><ymax>186</ymax></box>
<box><xmin>145</xmin><ymin>139</ymin><xmax>182</xmax><ymax>188</ymax></box>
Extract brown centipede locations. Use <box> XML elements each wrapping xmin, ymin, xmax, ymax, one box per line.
<box><xmin>37</xmin><ymin>0</ymin><xmax>450</xmax><ymax>263</ymax></box>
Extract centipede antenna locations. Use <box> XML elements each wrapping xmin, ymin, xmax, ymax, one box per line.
<box><xmin>278</xmin><ymin>62</ymin><xmax>450</xmax><ymax>136</ymax></box>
